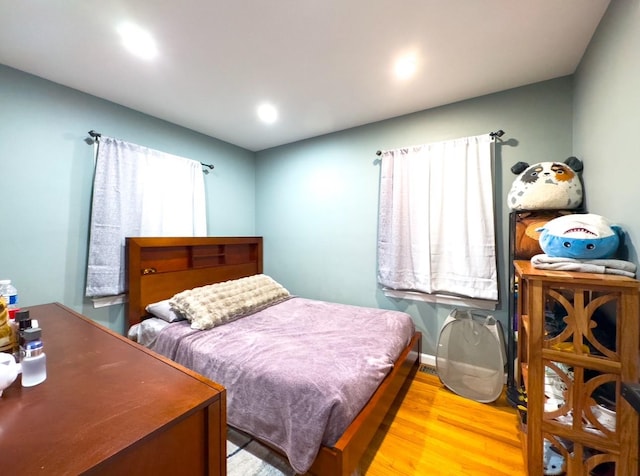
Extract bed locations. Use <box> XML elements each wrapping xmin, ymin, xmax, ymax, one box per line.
<box><xmin>126</xmin><ymin>236</ymin><xmax>421</xmax><ymax>476</ymax></box>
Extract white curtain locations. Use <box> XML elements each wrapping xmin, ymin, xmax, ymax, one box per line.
<box><xmin>377</xmin><ymin>133</ymin><xmax>498</xmax><ymax>302</ymax></box>
<box><xmin>86</xmin><ymin>137</ymin><xmax>207</xmax><ymax>297</ymax></box>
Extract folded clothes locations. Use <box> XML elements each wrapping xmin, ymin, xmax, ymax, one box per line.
<box><xmin>530</xmin><ymin>254</ymin><xmax>637</xmax><ymax>278</ymax></box>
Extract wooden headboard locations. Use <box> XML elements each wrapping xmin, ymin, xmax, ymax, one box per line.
<box><xmin>126</xmin><ymin>237</ymin><xmax>263</xmax><ymax>329</ymax></box>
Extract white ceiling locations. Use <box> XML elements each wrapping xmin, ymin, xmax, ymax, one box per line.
<box><xmin>0</xmin><ymin>1</ymin><xmax>610</xmax><ymax>152</ymax></box>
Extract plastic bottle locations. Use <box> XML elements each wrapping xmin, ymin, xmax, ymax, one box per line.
<box><xmin>20</xmin><ymin>327</ymin><xmax>46</xmax><ymax>387</ymax></box>
<box><xmin>0</xmin><ymin>280</ymin><xmax>19</xmax><ymax>320</ymax></box>
<box><xmin>0</xmin><ymin>296</ymin><xmax>15</xmax><ymax>355</ymax></box>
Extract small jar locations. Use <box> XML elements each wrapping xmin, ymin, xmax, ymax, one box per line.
<box><xmin>15</xmin><ymin>309</ymin><xmax>32</xmax><ymax>359</ymax></box>
<box><xmin>21</xmin><ymin>327</ymin><xmax>46</xmax><ymax>387</ymax></box>
<box><xmin>15</xmin><ymin>309</ymin><xmax>32</xmax><ymax>332</ymax></box>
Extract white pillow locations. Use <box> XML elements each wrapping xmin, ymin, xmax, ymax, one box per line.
<box><xmin>145</xmin><ymin>299</ymin><xmax>186</xmax><ymax>323</ymax></box>
<box><xmin>170</xmin><ymin>274</ymin><xmax>290</xmax><ymax>330</ymax></box>
<box><xmin>128</xmin><ymin>317</ymin><xmax>171</xmax><ymax>347</ymax></box>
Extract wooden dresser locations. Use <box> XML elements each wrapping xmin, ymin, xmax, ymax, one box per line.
<box><xmin>514</xmin><ymin>261</ymin><xmax>639</xmax><ymax>475</ymax></box>
<box><xmin>0</xmin><ymin>303</ymin><xmax>226</xmax><ymax>475</ymax></box>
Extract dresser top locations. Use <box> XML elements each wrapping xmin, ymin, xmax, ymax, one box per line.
<box><xmin>0</xmin><ymin>303</ymin><xmax>224</xmax><ymax>474</ymax></box>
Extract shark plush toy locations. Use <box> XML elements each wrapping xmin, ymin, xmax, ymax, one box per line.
<box><xmin>536</xmin><ymin>214</ymin><xmax>622</xmax><ymax>260</ymax></box>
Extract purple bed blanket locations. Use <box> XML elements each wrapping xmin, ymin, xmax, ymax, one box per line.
<box><xmin>151</xmin><ymin>297</ymin><xmax>415</xmax><ymax>474</ymax></box>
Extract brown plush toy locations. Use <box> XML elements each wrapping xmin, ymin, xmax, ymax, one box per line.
<box><xmin>514</xmin><ymin>211</ymin><xmax>573</xmax><ymax>259</ymax></box>
<box><xmin>0</xmin><ymin>297</ymin><xmax>16</xmax><ymax>353</ymax></box>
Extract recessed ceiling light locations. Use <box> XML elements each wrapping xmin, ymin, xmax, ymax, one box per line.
<box><xmin>117</xmin><ymin>22</ymin><xmax>158</xmax><ymax>60</ymax></box>
<box><xmin>394</xmin><ymin>55</ymin><xmax>417</xmax><ymax>80</ymax></box>
<box><xmin>257</xmin><ymin>103</ymin><xmax>278</xmax><ymax>124</ymax></box>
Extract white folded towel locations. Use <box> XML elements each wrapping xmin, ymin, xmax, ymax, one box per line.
<box><xmin>530</xmin><ymin>254</ymin><xmax>637</xmax><ymax>278</ymax></box>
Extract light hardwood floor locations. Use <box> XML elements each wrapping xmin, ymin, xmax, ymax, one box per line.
<box><xmin>359</xmin><ymin>367</ymin><xmax>527</xmax><ymax>476</ymax></box>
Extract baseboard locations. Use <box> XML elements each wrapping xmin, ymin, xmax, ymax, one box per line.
<box><xmin>421</xmin><ymin>353</ymin><xmax>436</xmax><ymax>367</ymax></box>
<box><xmin>418</xmin><ymin>353</ymin><xmax>438</xmax><ymax>376</ymax></box>
<box><xmin>418</xmin><ymin>353</ymin><xmax>507</xmax><ymax>384</ymax></box>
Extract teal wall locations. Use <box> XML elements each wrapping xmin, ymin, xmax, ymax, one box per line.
<box><xmin>0</xmin><ymin>64</ymin><xmax>256</xmax><ymax>334</ymax></box>
<box><xmin>6</xmin><ymin>2</ymin><xmax>635</xmax><ymax>357</ymax></box>
<box><xmin>255</xmin><ymin>78</ymin><xmax>574</xmax><ymax>355</ymax></box>
<box><xmin>573</xmin><ymin>0</ymin><xmax>640</xmax><ymax>263</ymax></box>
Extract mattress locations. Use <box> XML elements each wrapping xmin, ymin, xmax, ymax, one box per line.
<box><xmin>149</xmin><ymin>297</ymin><xmax>415</xmax><ymax>473</ymax></box>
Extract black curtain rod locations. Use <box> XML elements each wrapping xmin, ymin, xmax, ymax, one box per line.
<box><xmin>375</xmin><ymin>129</ymin><xmax>505</xmax><ymax>156</ymax></box>
<box><xmin>87</xmin><ymin>130</ymin><xmax>215</xmax><ymax>170</ymax></box>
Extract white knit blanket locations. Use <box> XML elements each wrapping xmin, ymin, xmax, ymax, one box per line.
<box><xmin>170</xmin><ymin>274</ymin><xmax>291</xmax><ymax>330</ymax></box>
<box><xmin>531</xmin><ymin>254</ymin><xmax>637</xmax><ymax>278</ymax></box>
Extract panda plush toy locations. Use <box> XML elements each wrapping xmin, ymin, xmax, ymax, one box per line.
<box><xmin>507</xmin><ymin>157</ymin><xmax>583</xmax><ymax>211</ymax></box>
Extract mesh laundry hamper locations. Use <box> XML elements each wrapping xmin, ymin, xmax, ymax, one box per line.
<box><xmin>436</xmin><ymin>309</ymin><xmax>507</xmax><ymax>403</ymax></box>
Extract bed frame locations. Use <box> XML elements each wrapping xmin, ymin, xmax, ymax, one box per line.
<box><xmin>126</xmin><ymin>236</ymin><xmax>421</xmax><ymax>476</ymax></box>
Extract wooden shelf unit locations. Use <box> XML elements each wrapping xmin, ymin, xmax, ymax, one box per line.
<box><xmin>514</xmin><ymin>260</ymin><xmax>639</xmax><ymax>476</ymax></box>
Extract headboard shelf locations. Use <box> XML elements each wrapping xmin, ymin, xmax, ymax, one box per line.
<box><xmin>126</xmin><ymin>236</ymin><xmax>263</xmax><ymax>329</ymax></box>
